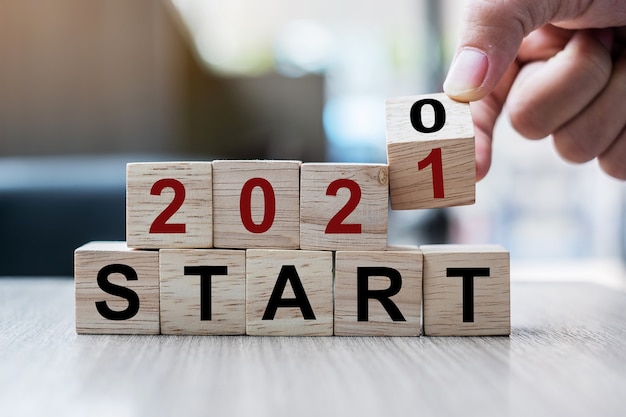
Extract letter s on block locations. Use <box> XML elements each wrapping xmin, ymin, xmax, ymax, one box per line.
<box><xmin>95</xmin><ymin>264</ymin><xmax>141</xmax><ymax>321</ymax></box>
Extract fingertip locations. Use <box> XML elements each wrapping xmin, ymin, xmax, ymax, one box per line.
<box><xmin>443</xmin><ymin>48</ymin><xmax>489</xmax><ymax>101</ymax></box>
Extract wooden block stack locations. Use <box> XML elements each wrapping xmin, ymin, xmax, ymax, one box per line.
<box><xmin>75</xmin><ymin>93</ymin><xmax>510</xmax><ymax>337</ymax></box>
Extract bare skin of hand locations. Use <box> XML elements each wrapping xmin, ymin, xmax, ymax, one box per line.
<box><xmin>444</xmin><ymin>0</ymin><xmax>626</xmax><ymax>181</ymax></box>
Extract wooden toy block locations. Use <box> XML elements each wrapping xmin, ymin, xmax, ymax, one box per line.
<box><xmin>126</xmin><ymin>161</ymin><xmax>213</xmax><ymax>249</ymax></box>
<box><xmin>246</xmin><ymin>249</ymin><xmax>333</xmax><ymax>336</ymax></box>
<box><xmin>74</xmin><ymin>241</ymin><xmax>160</xmax><ymax>334</ymax></box>
<box><xmin>212</xmin><ymin>160</ymin><xmax>301</xmax><ymax>249</ymax></box>
<box><xmin>159</xmin><ymin>249</ymin><xmax>246</xmax><ymax>335</ymax></box>
<box><xmin>300</xmin><ymin>163</ymin><xmax>389</xmax><ymax>251</ymax></box>
<box><xmin>334</xmin><ymin>246</ymin><xmax>422</xmax><ymax>336</ymax></box>
<box><xmin>421</xmin><ymin>244</ymin><xmax>510</xmax><ymax>336</ymax></box>
<box><xmin>385</xmin><ymin>93</ymin><xmax>475</xmax><ymax>210</ymax></box>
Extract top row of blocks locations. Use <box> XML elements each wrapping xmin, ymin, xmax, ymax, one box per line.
<box><xmin>126</xmin><ymin>93</ymin><xmax>476</xmax><ymax>250</ymax></box>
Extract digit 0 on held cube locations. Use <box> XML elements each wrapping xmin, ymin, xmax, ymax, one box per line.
<box><xmin>74</xmin><ymin>93</ymin><xmax>510</xmax><ymax>337</ymax></box>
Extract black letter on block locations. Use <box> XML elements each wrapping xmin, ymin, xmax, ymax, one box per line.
<box><xmin>184</xmin><ymin>266</ymin><xmax>228</xmax><ymax>321</ymax></box>
<box><xmin>262</xmin><ymin>265</ymin><xmax>316</xmax><ymax>320</ymax></box>
<box><xmin>410</xmin><ymin>98</ymin><xmax>446</xmax><ymax>133</ymax></box>
<box><xmin>357</xmin><ymin>267</ymin><xmax>406</xmax><ymax>322</ymax></box>
<box><xmin>95</xmin><ymin>264</ymin><xmax>140</xmax><ymax>320</ymax></box>
<box><xmin>446</xmin><ymin>267</ymin><xmax>490</xmax><ymax>322</ymax></box>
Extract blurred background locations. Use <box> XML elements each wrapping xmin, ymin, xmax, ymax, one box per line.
<box><xmin>0</xmin><ymin>0</ymin><xmax>624</xmax><ymax>280</ymax></box>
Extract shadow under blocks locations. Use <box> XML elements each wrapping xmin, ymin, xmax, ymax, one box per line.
<box><xmin>74</xmin><ymin>93</ymin><xmax>510</xmax><ymax>337</ymax></box>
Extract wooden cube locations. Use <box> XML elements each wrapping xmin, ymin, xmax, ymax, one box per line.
<box><xmin>126</xmin><ymin>162</ymin><xmax>213</xmax><ymax>249</ymax></box>
<box><xmin>246</xmin><ymin>249</ymin><xmax>333</xmax><ymax>336</ymax></box>
<box><xmin>386</xmin><ymin>93</ymin><xmax>475</xmax><ymax>210</ymax></box>
<box><xmin>159</xmin><ymin>249</ymin><xmax>246</xmax><ymax>335</ymax></box>
<box><xmin>74</xmin><ymin>241</ymin><xmax>160</xmax><ymax>334</ymax></box>
<box><xmin>212</xmin><ymin>160</ymin><xmax>301</xmax><ymax>249</ymax></box>
<box><xmin>300</xmin><ymin>163</ymin><xmax>389</xmax><ymax>251</ymax></box>
<box><xmin>421</xmin><ymin>244</ymin><xmax>510</xmax><ymax>336</ymax></box>
<box><xmin>334</xmin><ymin>247</ymin><xmax>422</xmax><ymax>336</ymax></box>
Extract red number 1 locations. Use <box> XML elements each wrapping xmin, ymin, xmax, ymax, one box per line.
<box><xmin>418</xmin><ymin>148</ymin><xmax>444</xmax><ymax>198</ymax></box>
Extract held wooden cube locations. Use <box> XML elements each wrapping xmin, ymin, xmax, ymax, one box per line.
<box><xmin>126</xmin><ymin>162</ymin><xmax>213</xmax><ymax>249</ymax></box>
<box><xmin>159</xmin><ymin>249</ymin><xmax>246</xmax><ymax>335</ymax></box>
<box><xmin>386</xmin><ymin>93</ymin><xmax>475</xmax><ymax>210</ymax></box>
<box><xmin>74</xmin><ymin>241</ymin><xmax>160</xmax><ymax>334</ymax></box>
<box><xmin>334</xmin><ymin>247</ymin><xmax>423</xmax><ymax>336</ymax></box>
<box><xmin>246</xmin><ymin>249</ymin><xmax>333</xmax><ymax>336</ymax></box>
<box><xmin>421</xmin><ymin>244</ymin><xmax>510</xmax><ymax>336</ymax></box>
<box><xmin>213</xmin><ymin>160</ymin><xmax>301</xmax><ymax>249</ymax></box>
<box><xmin>300</xmin><ymin>163</ymin><xmax>389</xmax><ymax>251</ymax></box>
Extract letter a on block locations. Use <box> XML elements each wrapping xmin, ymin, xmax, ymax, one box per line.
<box><xmin>246</xmin><ymin>249</ymin><xmax>333</xmax><ymax>336</ymax></box>
<box><xmin>386</xmin><ymin>93</ymin><xmax>475</xmax><ymax>210</ymax></box>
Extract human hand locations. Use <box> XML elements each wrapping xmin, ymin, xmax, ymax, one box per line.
<box><xmin>443</xmin><ymin>0</ymin><xmax>626</xmax><ymax>180</ymax></box>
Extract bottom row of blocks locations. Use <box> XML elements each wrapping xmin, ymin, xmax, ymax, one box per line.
<box><xmin>75</xmin><ymin>241</ymin><xmax>510</xmax><ymax>336</ymax></box>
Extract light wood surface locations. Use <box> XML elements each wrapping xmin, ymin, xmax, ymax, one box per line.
<box><xmin>159</xmin><ymin>249</ymin><xmax>246</xmax><ymax>335</ymax></box>
<box><xmin>334</xmin><ymin>248</ymin><xmax>422</xmax><ymax>336</ymax></box>
<box><xmin>74</xmin><ymin>241</ymin><xmax>160</xmax><ymax>334</ymax></box>
<box><xmin>386</xmin><ymin>93</ymin><xmax>475</xmax><ymax>209</ymax></box>
<box><xmin>212</xmin><ymin>160</ymin><xmax>301</xmax><ymax>249</ymax></box>
<box><xmin>246</xmin><ymin>249</ymin><xmax>333</xmax><ymax>336</ymax></box>
<box><xmin>422</xmin><ymin>244</ymin><xmax>510</xmax><ymax>336</ymax></box>
<box><xmin>386</xmin><ymin>93</ymin><xmax>474</xmax><ymax>143</ymax></box>
<box><xmin>1</xmin><ymin>277</ymin><xmax>625</xmax><ymax>417</ymax></box>
<box><xmin>126</xmin><ymin>162</ymin><xmax>213</xmax><ymax>249</ymax></box>
<box><xmin>300</xmin><ymin>163</ymin><xmax>389</xmax><ymax>251</ymax></box>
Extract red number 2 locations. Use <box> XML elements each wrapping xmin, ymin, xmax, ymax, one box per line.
<box><xmin>325</xmin><ymin>179</ymin><xmax>362</xmax><ymax>234</ymax></box>
<box><xmin>418</xmin><ymin>148</ymin><xmax>444</xmax><ymax>198</ymax></box>
<box><xmin>149</xmin><ymin>178</ymin><xmax>186</xmax><ymax>234</ymax></box>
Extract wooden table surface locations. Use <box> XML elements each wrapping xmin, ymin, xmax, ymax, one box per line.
<box><xmin>1</xmin><ymin>277</ymin><xmax>625</xmax><ymax>417</ymax></box>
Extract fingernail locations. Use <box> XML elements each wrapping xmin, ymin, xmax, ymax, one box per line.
<box><xmin>443</xmin><ymin>48</ymin><xmax>488</xmax><ymax>96</ymax></box>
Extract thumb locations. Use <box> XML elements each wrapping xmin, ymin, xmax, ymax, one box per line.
<box><xmin>443</xmin><ymin>0</ymin><xmax>564</xmax><ymax>101</ymax></box>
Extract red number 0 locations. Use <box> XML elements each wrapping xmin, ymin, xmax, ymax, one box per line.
<box><xmin>417</xmin><ymin>147</ymin><xmax>444</xmax><ymax>198</ymax></box>
<box><xmin>240</xmin><ymin>178</ymin><xmax>276</xmax><ymax>233</ymax></box>
<box><xmin>325</xmin><ymin>179</ymin><xmax>362</xmax><ymax>234</ymax></box>
<box><xmin>149</xmin><ymin>178</ymin><xmax>186</xmax><ymax>234</ymax></box>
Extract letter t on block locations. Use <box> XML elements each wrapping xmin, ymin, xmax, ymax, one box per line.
<box><xmin>421</xmin><ymin>244</ymin><xmax>510</xmax><ymax>336</ymax></box>
<box><xmin>385</xmin><ymin>93</ymin><xmax>475</xmax><ymax>209</ymax></box>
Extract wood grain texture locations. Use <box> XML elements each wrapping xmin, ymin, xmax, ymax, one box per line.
<box><xmin>385</xmin><ymin>93</ymin><xmax>474</xmax><ymax>144</ymax></box>
<box><xmin>159</xmin><ymin>249</ymin><xmax>246</xmax><ymax>335</ymax></box>
<box><xmin>387</xmin><ymin>138</ymin><xmax>475</xmax><ymax>209</ymax></box>
<box><xmin>334</xmin><ymin>248</ymin><xmax>422</xmax><ymax>336</ymax></box>
<box><xmin>126</xmin><ymin>161</ymin><xmax>213</xmax><ymax>249</ymax></box>
<box><xmin>212</xmin><ymin>160</ymin><xmax>301</xmax><ymax>249</ymax></box>
<box><xmin>385</xmin><ymin>93</ymin><xmax>475</xmax><ymax>209</ymax></box>
<box><xmin>300</xmin><ymin>163</ymin><xmax>388</xmax><ymax>251</ymax></box>
<box><xmin>246</xmin><ymin>249</ymin><xmax>333</xmax><ymax>336</ymax></box>
<box><xmin>421</xmin><ymin>244</ymin><xmax>510</xmax><ymax>336</ymax></box>
<box><xmin>4</xmin><ymin>278</ymin><xmax>626</xmax><ymax>417</ymax></box>
<box><xmin>74</xmin><ymin>241</ymin><xmax>160</xmax><ymax>334</ymax></box>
